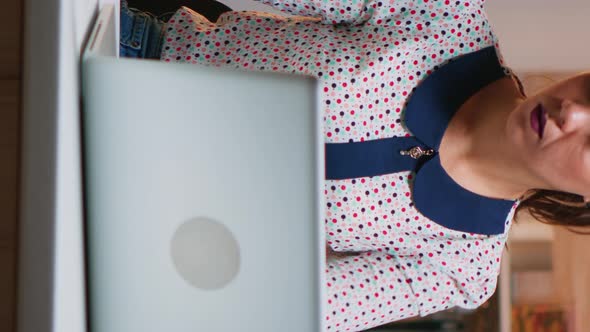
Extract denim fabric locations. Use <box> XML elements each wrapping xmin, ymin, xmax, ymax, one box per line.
<box><xmin>120</xmin><ymin>1</ymin><xmax>166</xmax><ymax>59</ymax></box>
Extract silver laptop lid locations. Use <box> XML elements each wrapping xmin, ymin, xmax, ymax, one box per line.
<box><xmin>82</xmin><ymin>6</ymin><xmax>325</xmax><ymax>332</ymax></box>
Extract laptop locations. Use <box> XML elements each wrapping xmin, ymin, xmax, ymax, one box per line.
<box><xmin>82</xmin><ymin>5</ymin><xmax>325</xmax><ymax>332</ymax></box>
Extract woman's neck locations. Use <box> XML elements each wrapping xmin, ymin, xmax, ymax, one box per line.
<box><xmin>440</xmin><ymin>76</ymin><xmax>533</xmax><ymax>200</ymax></box>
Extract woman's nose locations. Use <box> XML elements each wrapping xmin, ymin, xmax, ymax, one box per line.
<box><xmin>559</xmin><ymin>99</ymin><xmax>590</xmax><ymax>133</ymax></box>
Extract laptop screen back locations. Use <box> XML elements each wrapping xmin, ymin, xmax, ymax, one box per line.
<box><xmin>82</xmin><ymin>57</ymin><xmax>325</xmax><ymax>332</ymax></box>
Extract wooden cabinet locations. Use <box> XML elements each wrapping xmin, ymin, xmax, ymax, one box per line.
<box><xmin>0</xmin><ymin>83</ymin><xmax>20</xmax><ymax>331</ymax></box>
<box><xmin>552</xmin><ymin>228</ymin><xmax>590</xmax><ymax>332</ymax></box>
<box><xmin>0</xmin><ymin>0</ymin><xmax>23</xmax><ymax>331</ymax></box>
<box><xmin>0</xmin><ymin>0</ymin><xmax>22</xmax><ymax>80</ymax></box>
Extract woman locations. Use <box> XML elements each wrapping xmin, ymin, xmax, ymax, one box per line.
<box><xmin>120</xmin><ymin>0</ymin><xmax>590</xmax><ymax>330</ymax></box>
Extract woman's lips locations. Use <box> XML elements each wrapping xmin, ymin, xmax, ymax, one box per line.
<box><xmin>530</xmin><ymin>104</ymin><xmax>547</xmax><ymax>139</ymax></box>
<box><xmin>539</xmin><ymin>104</ymin><xmax>547</xmax><ymax>137</ymax></box>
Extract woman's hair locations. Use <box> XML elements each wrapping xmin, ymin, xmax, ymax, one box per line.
<box><xmin>515</xmin><ymin>190</ymin><xmax>590</xmax><ymax>235</ymax></box>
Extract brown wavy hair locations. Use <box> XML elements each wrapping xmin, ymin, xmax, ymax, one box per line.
<box><xmin>515</xmin><ymin>190</ymin><xmax>590</xmax><ymax>235</ymax></box>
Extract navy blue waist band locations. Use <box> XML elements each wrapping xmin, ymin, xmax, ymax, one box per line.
<box><xmin>325</xmin><ymin>136</ymin><xmax>433</xmax><ymax>180</ymax></box>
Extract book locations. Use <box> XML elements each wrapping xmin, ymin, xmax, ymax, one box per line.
<box><xmin>512</xmin><ymin>304</ymin><xmax>567</xmax><ymax>332</ymax></box>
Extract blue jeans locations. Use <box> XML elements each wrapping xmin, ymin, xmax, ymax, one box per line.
<box><xmin>120</xmin><ymin>0</ymin><xmax>167</xmax><ymax>59</ymax></box>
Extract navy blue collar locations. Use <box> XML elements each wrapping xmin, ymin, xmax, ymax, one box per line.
<box><xmin>324</xmin><ymin>46</ymin><xmax>518</xmax><ymax>235</ymax></box>
<box><xmin>405</xmin><ymin>46</ymin><xmax>516</xmax><ymax>235</ymax></box>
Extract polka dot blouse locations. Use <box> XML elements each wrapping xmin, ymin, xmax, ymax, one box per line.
<box><xmin>160</xmin><ymin>1</ymin><xmax>520</xmax><ymax>331</ymax></box>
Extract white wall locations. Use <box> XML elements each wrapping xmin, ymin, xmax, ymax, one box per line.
<box><xmin>220</xmin><ymin>0</ymin><xmax>280</xmax><ymax>13</ymax></box>
<box><xmin>485</xmin><ymin>0</ymin><xmax>590</xmax><ymax>72</ymax></box>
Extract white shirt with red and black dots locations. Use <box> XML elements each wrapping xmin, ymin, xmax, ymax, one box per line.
<box><xmin>160</xmin><ymin>1</ymin><xmax>520</xmax><ymax>331</ymax></box>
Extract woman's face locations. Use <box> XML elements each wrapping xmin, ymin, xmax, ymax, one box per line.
<box><xmin>506</xmin><ymin>72</ymin><xmax>590</xmax><ymax>200</ymax></box>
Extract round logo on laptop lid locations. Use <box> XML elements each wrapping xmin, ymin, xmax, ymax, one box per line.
<box><xmin>170</xmin><ymin>217</ymin><xmax>241</xmax><ymax>290</ymax></box>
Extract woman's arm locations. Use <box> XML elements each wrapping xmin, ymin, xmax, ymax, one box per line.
<box><xmin>251</xmin><ymin>0</ymin><xmax>487</xmax><ymax>30</ymax></box>
<box><xmin>253</xmin><ymin>0</ymin><xmax>402</xmax><ymax>25</ymax></box>
<box><xmin>324</xmin><ymin>250</ymin><xmax>498</xmax><ymax>331</ymax></box>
